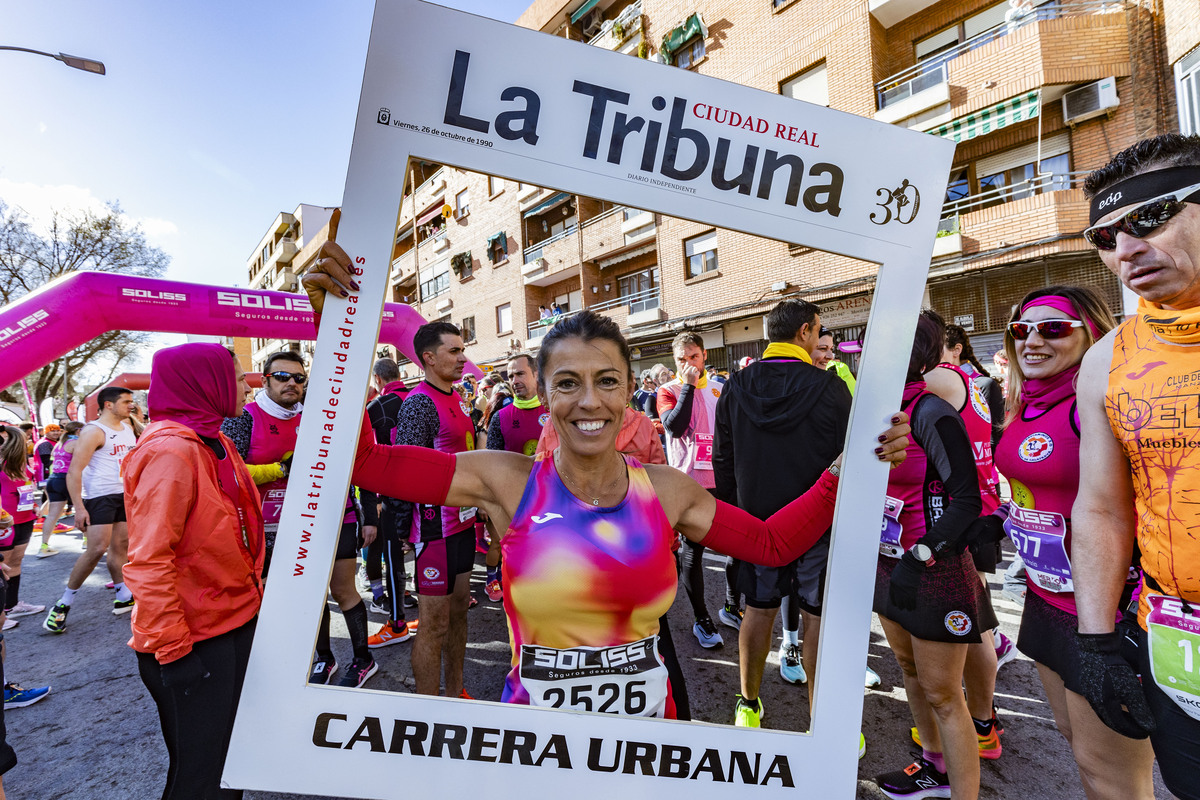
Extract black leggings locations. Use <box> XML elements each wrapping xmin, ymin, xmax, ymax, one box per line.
<box><xmin>136</xmin><ymin>618</ymin><xmax>256</xmax><ymax>800</ymax></box>
<box><xmin>678</xmin><ymin>539</ymin><xmax>739</xmax><ymax>621</ymax></box>
<box><xmin>657</xmin><ymin>614</ymin><xmax>689</xmax><ymax>721</ymax></box>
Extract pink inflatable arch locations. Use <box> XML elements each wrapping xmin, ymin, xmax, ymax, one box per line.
<box><xmin>0</xmin><ymin>272</ymin><xmax>480</xmax><ymax>396</ymax></box>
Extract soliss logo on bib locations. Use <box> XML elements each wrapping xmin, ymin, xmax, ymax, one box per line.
<box><xmin>1018</xmin><ymin>432</ymin><xmax>1054</xmax><ymax>462</ymax></box>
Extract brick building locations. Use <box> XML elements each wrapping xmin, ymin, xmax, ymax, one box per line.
<box><xmin>250</xmin><ymin>0</ymin><xmax>1197</xmax><ymax>377</ymax></box>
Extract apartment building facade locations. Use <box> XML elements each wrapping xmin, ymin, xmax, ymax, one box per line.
<box><xmin>251</xmin><ymin>0</ymin><xmax>1198</xmax><ymax>378</ymax></box>
<box><xmin>245</xmin><ymin>203</ymin><xmax>337</xmax><ymax>370</ymax></box>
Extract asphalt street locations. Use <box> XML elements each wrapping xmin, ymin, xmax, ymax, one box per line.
<box><xmin>0</xmin><ymin>524</ymin><xmax>1171</xmax><ymax>800</ymax></box>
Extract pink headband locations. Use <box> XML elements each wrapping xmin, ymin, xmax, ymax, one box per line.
<box><xmin>1019</xmin><ymin>295</ymin><xmax>1100</xmax><ymax>339</ymax></box>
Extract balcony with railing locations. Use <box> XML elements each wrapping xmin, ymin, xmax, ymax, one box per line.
<box><xmin>521</xmin><ymin>227</ymin><xmax>580</xmax><ymax>286</ymax></box>
<box><xmin>391</xmin><ymin>248</ymin><xmax>416</xmax><ymax>280</ymax></box>
<box><xmin>874</xmin><ymin>2</ymin><xmax>1129</xmax><ymax>125</ymax></box>
<box><xmin>936</xmin><ymin>170</ymin><xmax>1091</xmax><ymax>262</ymax></box>
<box><xmin>587</xmin><ymin>0</ymin><xmax>643</xmax><ymax>53</ymax></box>
<box><xmin>398</xmin><ymin>168</ymin><xmax>448</xmax><ymax>226</ymax></box>
<box><xmin>580</xmin><ymin>206</ymin><xmax>657</xmax><ymax>263</ymax></box>
<box><xmin>592</xmin><ymin>287</ymin><xmax>663</xmax><ymax>328</ymax></box>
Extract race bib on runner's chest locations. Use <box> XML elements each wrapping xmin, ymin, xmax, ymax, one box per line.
<box><xmin>16</xmin><ymin>483</ymin><xmax>35</xmax><ymax>513</ymax></box>
<box><xmin>261</xmin><ymin>489</ymin><xmax>286</xmax><ymax>535</ymax></box>
<box><xmin>693</xmin><ymin>432</ymin><xmax>714</xmax><ymax>470</ymax></box>
<box><xmin>879</xmin><ymin>495</ymin><xmax>904</xmax><ymax>558</ymax></box>
<box><xmin>1146</xmin><ymin>595</ymin><xmax>1200</xmax><ymax>722</ymax></box>
<box><xmin>520</xmin><ymin>636</ymin><xmax>669</xmax><ymax>718</ymax></box>
<box><xmin>1004</xmin><ymin>506</ymin><xmax>1071</xmax><ymax>593</ymax></box>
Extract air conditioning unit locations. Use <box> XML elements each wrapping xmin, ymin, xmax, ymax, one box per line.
<box><xmin>580</xmin><ymin>8</ymin><xmax>604</xmax><ymax>38</ymax></box>
<box><xmin>1062</xmin><ymin>77</ymin><xmax>1118</xmax><ymax>126</ymax></box>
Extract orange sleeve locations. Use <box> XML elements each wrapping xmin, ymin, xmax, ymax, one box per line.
<box><xmin>534</xmin><ymin>416</ymin><xmax>558</xmax><ymax>458</ymax></box>
<box><xmin>656</xmin><ymin>385</ymin><xmax>677</xmax><ymax>417</ymax></box>
<box><xmin>123</xmin><ymin>443</ymin><xmax>199</xmax><ymax>664</ymax></box>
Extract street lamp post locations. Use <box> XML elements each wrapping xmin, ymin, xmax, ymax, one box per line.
<box><xmin>0</xmin><ymin>46</ymin><xmax>104</xmax><ymax>75</ymax></box>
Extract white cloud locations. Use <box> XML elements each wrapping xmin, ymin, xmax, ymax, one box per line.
<box><xmin>0</xmin><ymin>178</ymin><xmax>178</xmax><ymax>244</ymax></box>
<box><xmin>38</xmin><ymin>122</ymin><xmax>47</xmax><ymax>134</ymax></box>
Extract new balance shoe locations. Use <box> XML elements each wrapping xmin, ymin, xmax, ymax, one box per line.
<box><xmin>779</xmin><ymin>643</ymin><xmax>807</xmax><ymax>685</ymax></box>
<box><xmin>734</xmin><ymin>694</ymin><xmax>763</xmax><ymax>728</ymax></box>
<box><xmin>3</xmin><ymin>683</ymin><xmax>50</xmax><ymax>709</ymax></box>
<box><xmin>368</xmin><ymin>621</ymin><xmax>415</xmax><ymax>649</ymax></box>
<box><xmin>717</xmin><ymin>604</ymin><xmax>743</xmax><ymax>631</ymax></box>
<box><xmin>865</xmin><ymin>666</ymin><xmax>882</xmax><ymax>688</ymax></box>
<box><xmin>112</xmin><ymin>598</ymin><xmax>135</xmax><ymax>615</ymax></box>
<box><xmin>7</xmin><ymin>601</ymin><xmax>45</xmax><ymax>618</ymax></box>
<box><xmin>876</xmin><ymin>757</ymin><xmax>951</xmax><ymax>799</ymax></box>
<box><xmin>337</xmin><ymin>658</ymin><xmax>378</xmax><ymax>688</ymax></box>
<box><xmin>43</xmin><ymin>603</ymin><xmax>69</xmax><ymax>634</ymax></box>
<box><xmin>692</xmin><ymin>618</ymin><xmax>723</xmax><ymax>649</ymax></box>
<box><xmin>35</xmin><ymin>543</ymin><xmax>58</xmax><ymax>558</ymax></box>
<box><xmin>485</xmin><ymin>577</ymin><xmax>503</xmax><ymax>602</ymax></box>
<box><xmin>309</xmin><ymin>657</ymin><xmax>338</xmax><ymax>685</ymax></box>
<box><xmin>994</xmin><ymin>631</ymin><xmax>1017</xmax><ymax>671</ymax></box>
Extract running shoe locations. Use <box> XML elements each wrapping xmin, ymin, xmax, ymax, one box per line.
<box><xmin>104</xmin><ymin>581</ymin><xmax>115</xmax><ymax>589</ymax></box>
<box><xmin>403</xmin><ymin>591</ymin><xmax>418</xmax><ymax>609</ymax></box>
<box><xmin>717</xmin><ymin>603</ymin><xmax>743</xmax><ymax>631</ymax></box>
<box><xmin>973</xmin><ymin>716</ymin><xmax>1003</xmax><ymax>760</ymax></box>
<box><xmin>468</xmin><ymin>595</ymin><xmax>479</xmax><ymax>610</ymax></box>
<box><xmin>367</xmin><ymin>599</ymin><xmax>389</xmax><ymax>615</ymax></box>
<box><xmin>734</xmin><ymin>694</ymin><xmax>763</xmax><ymax>728</ymax></box>
<box><xmin>865</xmin><ymin>666</ymin><xmax>882</xmax><ymax>688</ymax></box>
<box><xmin>3</xmin><ymin>683</ymin><xmax>50</xmax><ymax>709</ymax></box>
<box><xmin>778</xmin><ymin>643</ymin><xmax>807</xmax><ymax>685</ymax></box>
<box><xmin>1</xmin><ymin>619</ymin><xmax>16</xmax><ymax>631</ymax></box>
<box><xmin>309</xmin><ymin>657</ymin><xmax>338</xmax><ymax>685</ymax></box>
<box><xmin>911</xmin><ymin>716</ymin><xmax>1002</xmax><ymax>759</ymax></box>
<box><xmin>459</xmin><ymin>688</ymin><xmax>474</xmax><ymax>700</ymax></box>
<box><xmin>7</xmin><ymin>601</ymin><xmax>45</xmax><ymax>618</ymax></box>
<box><xmin>876</xmin><ymin>757</ymin><xmax>951</xmax><ymax>799</ymax></box>
<box><xmin>368</xmin><ymin>621</ymin><xmax>415</xmax><ymax>649</ymax></box>
<box><xmin>994</xmin><ymin>631</ymin><xmax>1017</xmax><ymax>671</ymax></box>
<box><xmin>692</xmin><ymin>618</ymin><xmax>723</xmax><ymax>649</ymax></box>
<box><xmin>43</xmin><ymin>603</ymin><xmax>69</xmax><ymax>633</ymax></box>
<box><xmin>859</xmin><ymin>733</ymin><xmax>867</xmax><ymax>760</ymax></box>
<box><xmin>112</xmin><ymin>598</ymin><xmax>135</xmax><ymax>615</ymax></box>
<box><xmin>35</xmin><ymin>543</ymin><xmax>58</xmax><ymax>558</ymax></box>
<box><xmin>485</xmin><ymin>577</ymin><xmax>503</xmax><ymax>602</ymax></box>
<box><xmin>337</xmin><ymin>658</ymin><xmax>378</xmax><ymax>688</ymax></box>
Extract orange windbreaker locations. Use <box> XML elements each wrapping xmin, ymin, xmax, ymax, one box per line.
<box><xmin>122</xmin><ymin>421</ymin><xmax>264</xmax><ymax>664</ymax></box>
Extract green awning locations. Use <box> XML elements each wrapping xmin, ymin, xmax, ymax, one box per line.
<box><xmin>930</xmin><ymin>91</ymin><xmax>1040</xmax><ymax>143</ymax></box>
<box><xmin>661</xmin><ymin>13</ymin><xmax>706</xmax><ymax>55</ymax></box>
<box><xmin>570</xmin><ymin>0</ymin><xmax>600</xmax><ymax>24</ymax></box>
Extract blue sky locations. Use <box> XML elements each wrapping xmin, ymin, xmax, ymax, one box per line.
<box><xmin>0</xmin><ymin>0</ymin><xmax>535</xmax><ymax>292</ymax></box>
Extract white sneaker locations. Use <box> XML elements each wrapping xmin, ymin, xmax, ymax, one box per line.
<box><xmin>779</xmin><ymin>643</ymin><xmax>807</xmax><ymax>684</ymax></box>
<box><xmin>6</xmin><ymin>601</ymin><xmax>45</xmax><ymax>618</ymax></box>
<box><xmin>865</xmin><ymin>666</ymin><xmax>882</xmax><ymax>688</ymax></box>
<box><xmin>1</xmin><ymin>618</ymin><xmax>17</xmax><ymax>631</ymax></box>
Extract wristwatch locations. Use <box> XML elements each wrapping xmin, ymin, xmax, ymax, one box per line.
<box><xmin>909</xmin><ymin>543</ymin><xmax>934</xmax><ymax>566</ymax></box>
<box><xmin>278</xmin><ymin>460</ymin><xmax>289</xmax><ymax>478</ymax></box>
<box><xmin>826</xmin><ymin>462</ymin><xmax>841</xmax><ymax>478</ymax></box>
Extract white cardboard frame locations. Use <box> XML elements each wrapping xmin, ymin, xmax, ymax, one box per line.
<box><xmin>224</xmin><ymin>2</ymin><xmax>955</xmax><ymax>797</ymax></box>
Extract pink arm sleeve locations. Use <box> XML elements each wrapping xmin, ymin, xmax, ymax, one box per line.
<box><xmin>700</xmin><ymin>471</ymin><xmax>838</xmax><ymax>567</ymax></box>
<box><xmin>351</xmin><ymin>415</ymin><xmax>456</xmax><ymax>505</ymax></box>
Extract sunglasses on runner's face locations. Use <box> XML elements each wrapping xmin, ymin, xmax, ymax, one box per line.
<box><xmin>1083</xmin><ymin>182</ymin><xmax>1200</xmax><ymax>251</ymax></box>
<box><xmin>1007</xmin><ymin>319</ymin><xmax>1085</xmax><ymax>340</ymax></box>
<box><xmin>267</xmin><ymin>371</ymin><xmax>307</xmax><ymax>384</ymax></box>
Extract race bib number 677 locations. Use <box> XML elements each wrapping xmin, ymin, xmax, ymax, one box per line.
<box><xmin>520</xmin><ymin>636</ymin><xmax>669</xmax><ymax>718</ymax></box>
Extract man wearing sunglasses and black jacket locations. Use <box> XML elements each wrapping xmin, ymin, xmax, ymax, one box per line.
<box><xmin>1073</xmin><ymin>133</ymin><xmax>1200</xmax><ymax>800</ymax></box>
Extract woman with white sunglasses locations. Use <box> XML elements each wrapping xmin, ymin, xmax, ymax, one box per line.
<box><xmin>992</xmin><ymin>285</ymin><xmax>1154</xmax><ymax>800</ymax></box>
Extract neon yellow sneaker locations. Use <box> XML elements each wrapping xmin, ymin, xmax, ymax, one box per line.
<box><xmin>734</xmin><ymin>694</ymin><xmax>763</xmax><ymax>728</ymax></box>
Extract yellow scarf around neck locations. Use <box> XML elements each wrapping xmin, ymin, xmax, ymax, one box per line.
<box><xmin>760</xmin><ymin>341</ymin><xmax>813</xmax><ymax>364</ymax></box>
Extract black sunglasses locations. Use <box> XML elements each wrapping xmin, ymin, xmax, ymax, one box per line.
<box><xmin>1083</xmin><ymin>182</ymin><xmax>1200</xmax><ymax>251</ymax></box>
<box><xmin>1007</xmin><ymin>319</ymin><xmax>1085</xmax><ymax>341</ymax></box>
<box><xmin>267</xmin><ymin>371</ymin><xmax>307</xmax><ymax>384</ymax></box>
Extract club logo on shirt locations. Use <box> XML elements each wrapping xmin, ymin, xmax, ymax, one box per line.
<box><xmin>1018</xmin><ymin>432</ymin><xmax>1054</xmax><ymax>462</ymax></box>
<box><xmin>944</xmin><ymin>611</ymin><xmax>972</xmax><ymax>636</ymax></box>
<box><xmin>969</xmin><ymin>382</ymin><xmax>991</xmax><ymax>422</ymax></box>
<box><xmin>538</xmin><ymin>413</ymin><xmax>550</xmax><ymax>427</ymax></box>
<box><xmin>423</xmin><ymin>566</ymin><xmax>440</xmax><ymax>580</ymax></box>
<box><xmin>460</xmin><ymin>401</ymin><xmax>472</xmax><ymax>417</ymax></box>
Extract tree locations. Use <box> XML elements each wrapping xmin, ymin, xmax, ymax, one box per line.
<box><xmin>0</xmin><ymin>201</ymin><xmax>169</xmax><ymax>414</ymax></box>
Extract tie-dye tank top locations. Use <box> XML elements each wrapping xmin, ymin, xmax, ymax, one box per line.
<box><xmin>500</xmin><ymin>451</ymin><xmax>677</xmax><ymax>714</ymax></box>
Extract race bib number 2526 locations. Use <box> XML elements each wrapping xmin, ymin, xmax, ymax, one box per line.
<box><xmin>519</xmin><ymin>636</ymin><xmax>669</xmax><ymax>718</ymax></box>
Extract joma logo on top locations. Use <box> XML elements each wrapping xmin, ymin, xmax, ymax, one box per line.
<box><xmin>442</xmin><ymin>51</ymin><xmax>844</xmax><ymax>217</ymax></box>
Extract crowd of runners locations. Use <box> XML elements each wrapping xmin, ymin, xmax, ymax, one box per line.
<box><xmin>0</xmin><ymin>134</ymin><xmax>1196</xmax><ymax>800</ymax></box>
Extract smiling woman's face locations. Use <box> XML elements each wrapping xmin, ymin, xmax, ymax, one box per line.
<box><xmin>1013</xmin><ymin>304</ymin><xmax>1089</xmax><ymax>381</ymax></box>
<box><xmin>540</xmin><ymin>336</ymin><xmax>629</xmax><ymax>459</ymax></box>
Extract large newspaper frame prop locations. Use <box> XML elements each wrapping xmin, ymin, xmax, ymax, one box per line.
<box><xmin>225</xmin><ymin>2</ymin><xmax>954</xmax><ymax>797</ymax></box>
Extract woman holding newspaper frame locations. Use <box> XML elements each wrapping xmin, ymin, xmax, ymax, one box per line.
<box><xmin>303</xmin><ymin>216</ymin><xmax>910</xmax><ymax>717</ymax></box>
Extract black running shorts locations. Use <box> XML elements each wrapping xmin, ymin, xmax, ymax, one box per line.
<box><xmin>83</xmin><ymin>493</ymin><xmax>126</xmax><ymax>526</ymax></box>
<box><xmin>413</xmin><ymin>527</ymin><xmax>475</xmax><ymax>596</ymax></box>
<box><xmin>1136</xmin><ymin>626</ymin><xmax>1200</xmax><ymax>800</ymax></box>
<box><xmin>740</xmin><ymin>531</ymin><xmax>829</xmax><ymax>613</ymax></box>
<box><xmin>45</xmin><ymin>474</ymin><xmax>69</xmax><ymax>504</ymax></box>
<box><xmin>873</xmin><ymin>549</ymin><xmax>998</xmax><ymax>644</ymax></box>
<box><xmin>1017</xmin><ymin>588</ymin><xmax>1085</xmax><ymax>694</ymax></box>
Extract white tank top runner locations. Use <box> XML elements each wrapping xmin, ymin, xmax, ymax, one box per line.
<box><xmin>82</xmin><ymin>420</ymin><xmax>136</xmax><ymax>499</ymax></box>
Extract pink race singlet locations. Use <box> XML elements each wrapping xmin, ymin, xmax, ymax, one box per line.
<box><xmin>995</xmin><ymin>397</ymin><xmax>1083</xmax><ymax>615</ymax></box>
<box><xmin>940</xmin><ymin>363</ymin><xmax>1000</xmax><ymax>515</ymax></box>
<box><xmin>245</xmin><ymin>401</ymin><xmax>303</xmax><ymax>535</ymax></box>
<box><xmin>495</xmin><ymin>402</ymin><xmax>548</xmax><ymax>455</ymax></box>
<box><xmin>403</xmin><ymin>382</ymin><xmax>476</xmax><ymax>541</ymax></box>
<box><xmin>49</xmin><ymin>439</ymin><xmax>73</xmax><ymax>476</ymax></box>
<box><xmin>500</xmin><ymin>452</ymin><xmax>677</xmax><ymax>717</ymax></box>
